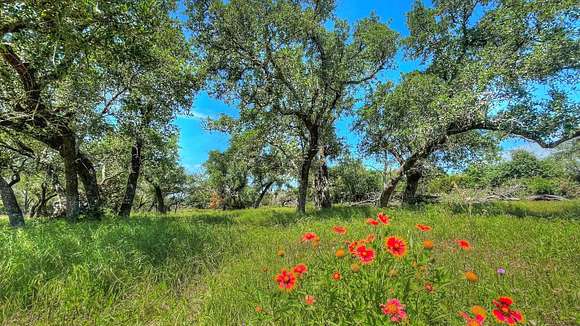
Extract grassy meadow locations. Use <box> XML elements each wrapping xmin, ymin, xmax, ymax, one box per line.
<box><xmin>0</xmin><ymin>201</ymin><xmax>578</xmax><ymax>325</ymax></box>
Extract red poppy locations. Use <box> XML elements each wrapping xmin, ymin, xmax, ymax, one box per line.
<box><xmin>455</xmin><ymin>239</ymin><xmax>472</xmax><ymax>250</ymax></box>
<box><xmin>492</xmin><ymin>297</ymin><xmax>524</xmax><ymax>324</ymax></box>
<box><xmin>332</xmin><ymin>271</ymin><xmax>341</xmax><ymax>281</ymax></box>
<box><xmin>305</xmin><ymin>295</ymin><xmax>315</xmax><ymax>305</ymax></box>
<box><xmin>355</xmin><ymin>245</ymin><xmax>375</xmax><ymax>264</ymax></box>
<box><xmin>377</xmin><ymin>212</ymin><xmax>390</xmax><ymax>225</ymax></box>
<box><xmin>275</xmin><ymin>269</ymin><xmax>296</xmax><ymax>291</ymax></box>
<box><xmin>332</xmin><ymin>226</ymin><xmax>347</xmax><ymax>234</ymax></box>
<box><xmin>385</xmin><ymin>236</ymin><xmax>407</xmax><ymax>257</ymax></box>
<box><xmin>293</xmin><ymin>263</ymin><xmax>308</xmax><ymax>277</ymax></box>
<box><xmin>302</xmin><ymin>232</ymin><xmax>317</xmax><ymax>242</ymax></box>
<box><xmin>367</xmin><ymin>218</ymin><xmax>379</xmax><ymax>226</ymax></box>
<box><xmin>415</xmin><ymin>224</ymin><xmax>432</xmax><ymax>232</ymax></box>
<box><xmin>380</xmin><ymin>298</ymin><xmax>407</xmax><ymax>323</ymax></box>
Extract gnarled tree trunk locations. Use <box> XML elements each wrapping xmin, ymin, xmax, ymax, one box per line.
<box><xmin>0</xmin><ymin>173</ymin><xmax>24</xmax><ymax>227</ymax></box>
<box><xmin>118</xmin><ymin>139</ymin><xmax>143</xmax><ymax>217</ymax></box>
<box><xmin>77</xmin><ymin>152</ymin><xmax>101</xmax><ymax>219</ymax></box>
<box><xmin>402</xmin><ymin>168</ymin><xmax>423</xmax><ymax>204</ymax></box>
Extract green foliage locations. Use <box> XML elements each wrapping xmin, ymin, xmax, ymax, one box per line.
<box><xmin>329</xmin><ymin>157</ymin><xmax>382</xmax><ymax>203</ymax></box>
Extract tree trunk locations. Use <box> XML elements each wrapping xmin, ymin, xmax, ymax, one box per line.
<box><xmin>154</xmin><ymin>184</ymin><xmax>166</xmax><ymax>214</ymax></box>
<box><xmin>77</xmin><ymin>152</ymin><xmax>101</xmax><ymax>219</ymax></box>
<box><xmin>402</xmin><ymin>168</ymin><xmax>423</xmax><ymax>204</ymax></box>
<box><xmin>297</xmin><ymin>129</ymin><xmax>319</xmax><ymax>214</ymax></box>
<box><xmin>253</xmin><ymin>181</ymin><xmax>274</xmax><ymax>208</ymax></box>
<box><xmin>59</xmin><ymin>134</ymin><xmax>80</xmax><ymax>221</ymax></box>
<box><xmin>379</xmin><ymin>173</ymin><xmax>403</xmax><ymax>207</ymax></box>
<box><xmin>314</xmin><ymin>151</ymin><xmax>332</xmax><ymax>209</ymax></box>
<box><xmin>118</xmin><ymin>139</ymin><xmax>143</xmax><ymax>217</ymax></box>
<box><xmin>0</xmin><ymin>174</ymin><xmax>24</xmax><ymax>227</ymax></box>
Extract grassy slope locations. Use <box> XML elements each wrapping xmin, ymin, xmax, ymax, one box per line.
<box><xmin>0</xmin><ymin>201</ymin><xmax>578</xmax><ymax>325</ymax></box>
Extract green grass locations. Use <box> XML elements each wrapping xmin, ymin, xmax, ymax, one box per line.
<box><xmin>0</xmin><ymin>201</ymin><xmax>578</xmax><ymax>325</ymax></box>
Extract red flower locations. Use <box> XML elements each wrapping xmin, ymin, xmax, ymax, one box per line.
<box><xmin>332</xmin><ymin>226</ymin><xmax>347</xmax><ymax>234</ymax></box>
<box><xmin>293</xmin><ymin>263</ymin><xmax>308</xmax><ymax>277</ymax></box>
<box><xmin>385</xmin><ymin>236</ymin><xmax>407</xmax><ymax>257</ymax></box>
<box><xmin>367</xmin><ymin>218</ymin><xmax>379</xmax><ymax>226</ymax></box>
<box><xmin>455</xmin><ymin>239</ymin><xmax>472</xmax><ymax>250</ymax></box>
<box><xmin>492</xmin><ymin>297</ymin><xmax>524</xmax><ymax>324</ymax></box>
<box><xmin>305</xmin><ymin>295</ymin><xmax>315</xmax><ymax>305</ymax></box>
<box><xmin>332</xmin><ymin>271</ymin><xmax>341</xmax><ymax>281</ymax></box>
<box><xmin>415</xmin><ymin>224</ymin><xmax>432</xmax><ymax>232</ymax></box>
<box><xmin>460</xmin><ymin>311</ymin><xmax>486</xmax><ymax>326</ymax></box>
<box><xmin>275</xmin><ymin>269</ymin><xmax>296</xmax><ymax>291</ymax></box>
<box><xmin>355</xmin><ymin>245</ymin><xmax>375</xmax><ymax>264</ymax></box>
<box><xmin>380</xmin><ymin>298</ymin><xmax>407</xmax><ymax>323</ymax></box>
<box><xmin>348</xmin><ymin>240</ymin><xmax>360</xmax><ymax>254</ymax></box>
<box><xmin>302</xmin><ymin>232</ymin><xmax>317</xmax><ymax>242</ymax></box>
<box><xmin>377</xmin><ymin>212</ymin><xmax>390</xmax><ymax>225</ymax></box>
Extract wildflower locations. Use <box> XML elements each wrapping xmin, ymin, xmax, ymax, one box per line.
<box><xmin>351</xmin><ymin>263</ymin><xmax>361</xmax><ymax>273</ymax></box>
<box><xmin>385</xmin><ymin>236</ymin><xmax>407</xmax><ymax>257</ymax></box>
<box><xmin>275</xmin><ymin>269</ymin><xmax>296</xmax><ymax>291</ymax></box>
<box><xmin>367</xmin><ymin>218</ymin><xmax>379</xmax><ymax>226</ymax></box>
<box><xmin>312</xmin><ymin>236</ymin><xmax>321</xmax><ymax>247</ymax></box>
<box><xmin>302</xmin><ymin>232</ymin><xmax>317</xmax><ymax>242</ymax></box>
<box><xmin>305</xmin><ymin>295</ymin><xmax>315</xmax><ymax>305</ymax></box>
<box><xmin>380</xmin><ymin>298</ymin><xmax>407</xmax><ymax>323</ymax></box>
<box><xmin>460</xmin><ymin>310</ymin><xmax>485</xmax><ymax>326</ymax></box>
<box><xmin>355</xmin><ymin>245</ymin><xmax>376</xmax><ymax>264</ymax></box>
<box><xmin>335</xmin><ymin>248</ymin><xmax>346</xmax><ymax>258</ymax></box>
<box><xmin>366</xmin><ymin>233</ymin><xmax>376</xmax><ymax>243</ymax></box>
<box><xmin>348</xmin><ymin>240</ymin><xmax>360</xmax><ymax>254</ymax></box>
<box><xmin>332</xmin><ymin>226</ymin><xmax>347</xmax><ymax>234</ymax></box>
<box><xmin>255</xmin><ymin>306</ymin><xmax>263</xmax><ymax>313</ymax></box>
<box><xmin>497</xmin><ymin>267</ymin><xmax>506</xmax><ymax>276</ymax></box>
<box><xmin>293</xmin><ymin>263</ymin><xmax>308</xmax><ymax>277</ymax></box>
<box><xmin>424</xmin><ymin>283</ymin><xmax>433</xmax><ymax>293</ymax></box>
<box><xmin>415</xmin><ymin>224</ymin><xmax>432</xmax><ymax>232</ymax></box>
<box><xmin>471</xmin><ymin>306</ymin><xmax>487</xmax><ymax>319</ymax></box>
<box><xmin>423</xmin><ymin>240</ymin><xmax>434</xmax><ymax>250</ymax></box>
<box><xmin>276</xmin><ymin>249</ymin><xmax>285</xmax><ymax>257</ymax></box>
<box><xmin>464</xmin><ymin>271</ymin><xmax>478</xmax><ymax>283</ymax></box>
<box><xmin>492</xmin><ymin>297</ymin><xmax>524</xmax><ymax>324</ymax></box>
<box><xmin>332</xmin><ymin>272</ymin><xmax>341</xmax><ymax>281</ymax></box>
<box><xmin>455</xmin><ymin>239</ymin><xmax>472</xmax><ymax>250</ymax></box>
<box><xmin>377</xmin><ymin>212</ymin><xmax>390</xmax><ymax>225</ymax></box>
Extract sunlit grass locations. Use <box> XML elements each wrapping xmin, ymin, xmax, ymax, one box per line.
<box><xmin>0</xmin><ymin>201</ymin><xmax>578</xmax><ymax>325</ymax></box>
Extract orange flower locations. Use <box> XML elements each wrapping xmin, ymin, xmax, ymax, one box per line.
<box><xmin>355</xmin><ymin>244</ymin><xmax>375</xmax><ymax>264</ymax></box>
<box><xmin>305</xmin><ymin>295</ymin><xmax>315</xmax><ymax>305</ymax></box>
<box><xmin>255</xmin><ymin>306</ymin><xmax>263</xmax><ymax>313</ymax></box>
<box><xmin>302</xmin><ymin>232</ymin><xmax>317</xmax><ymax>242</ymax></box>
<box><xmin>348</xmin><ymin>240</ymin><xmax>361</xmax><ymax>254</ymax></box>
<box><xmin>365</xmin><ymin>234</ymin><xmax>376</xmax><ymax>243</ymax></box>
<box><xmin>455</xmin><ymin>239</ymin><xmax>472</xmax><ymax>250</ymax></box>
<box><xmin>293</xmin><ymin>263</ymin><xmax>308</xmax><ymax>277</ymax></box>
<box><xmin>275</xmin><ymin>269</ymin><xmax>296</xmax><ymax>291</ymax></box>
<box><xmin>471</xmin><ymin>306</ymin><xmax>487</xmax><ymax>319</ymax></box>
<box><xmin>415</xmin><ymin>224</ymin><xmax>432</xmax><ymax>232</ymax></box>
<box><xmin>332</xmin><ymin>226</ymin><xmax>347</xmax><ymax>234</ymax></box>
<box><xmin>464</xmin><ymin>271</ymin><xmax>478</xmax><ymax>283</ymax></box>
<box><xmin>335</xmin><ymin>248</ymin><xmax>346</xmax><ymax>258</ymax></box>
<box><xmin>377</xmin><ymin>212</ymin><xmax>390</xmax><ymax>225</ymax></box>
<box><xmin>351</xmin><ymin>263</ymin><xmax>361</xmax><ymax>272</ymax></box>
<box><xmin>312</xmin><ymin>236</ymin><xmax>321</xmax><ymax>247</ymax></box>
<box><xmin>423</xmin><ymin>240</ymin><xmax>434</xmax><ymax>250</ymax></box>
<box><xmin>332</xmin><ymin>271</ymin><xmax>341</xmax><ymax>281</ymax></box>
<box><xmin>367</xmin><ymin>218</ymin><xmax>379</xmax><ymax>226</ymax></box>
<box><xmin>385</xmin><ymin>236</ymin><xmax>407</xmax><ymax>257</ymax></box>
<box><xmin>424</xmin><ymin>283</ymin><xmax>433</xmax><ymax>293</ymax></box>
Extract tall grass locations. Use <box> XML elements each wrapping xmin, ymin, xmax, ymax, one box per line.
<box><xmin>0</xmin><ymin>201</ymin><xmax>578</xmax><ymax>325</ymax></box>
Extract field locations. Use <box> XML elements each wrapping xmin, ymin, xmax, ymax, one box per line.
<box><xmin>0</xmin><ymin>201</ymin><xmax>578</xmax><ymax>325</ymax></box>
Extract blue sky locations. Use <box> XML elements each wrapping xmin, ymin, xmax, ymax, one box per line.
<box><xmin>175</xmin><ymin>0</ymin><xmax>551</xmax><ymax>172</ymax></box>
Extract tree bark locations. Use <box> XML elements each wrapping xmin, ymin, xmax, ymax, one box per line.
<box><xmin>402</xmin><ymin>168</ymin><xmax>423</xmax><ymax>204</ymax></box>
<box><xmin>253</xmin><ymin>180</ymin><xmax>274</xmax><ymax>208</ymax></box>
<box><xmin>314</xmin><ymin>151</ymin><xmax>332</xmax><ymax>209</ymax></box>
<box><xmin>118</xmin><ymin>139</ymin><xmax>143</xmax><ymax>217</ymax></box>
<box><xmin>297</xmin><ymin>128</ymin><xmax>319</xmax><ymax>214</ymax></box>
<box><xmin>0</xmin><ymin>174</ymin><xmax>24</xmax><ymax>227</ymax></box>
<box><xmin>153</xmin><ymin>184</ymin><xmax>166</xmax><ymax>214</ymax></box>
<box><xmin>76</xmin><ymin>152</ymin><xmax>101</xmax><ymax>219</ymax></box>
<box><xmin>59</xmin><ymin>134</ymin><xmax>80</xmax><ymax>221</ymax></box>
